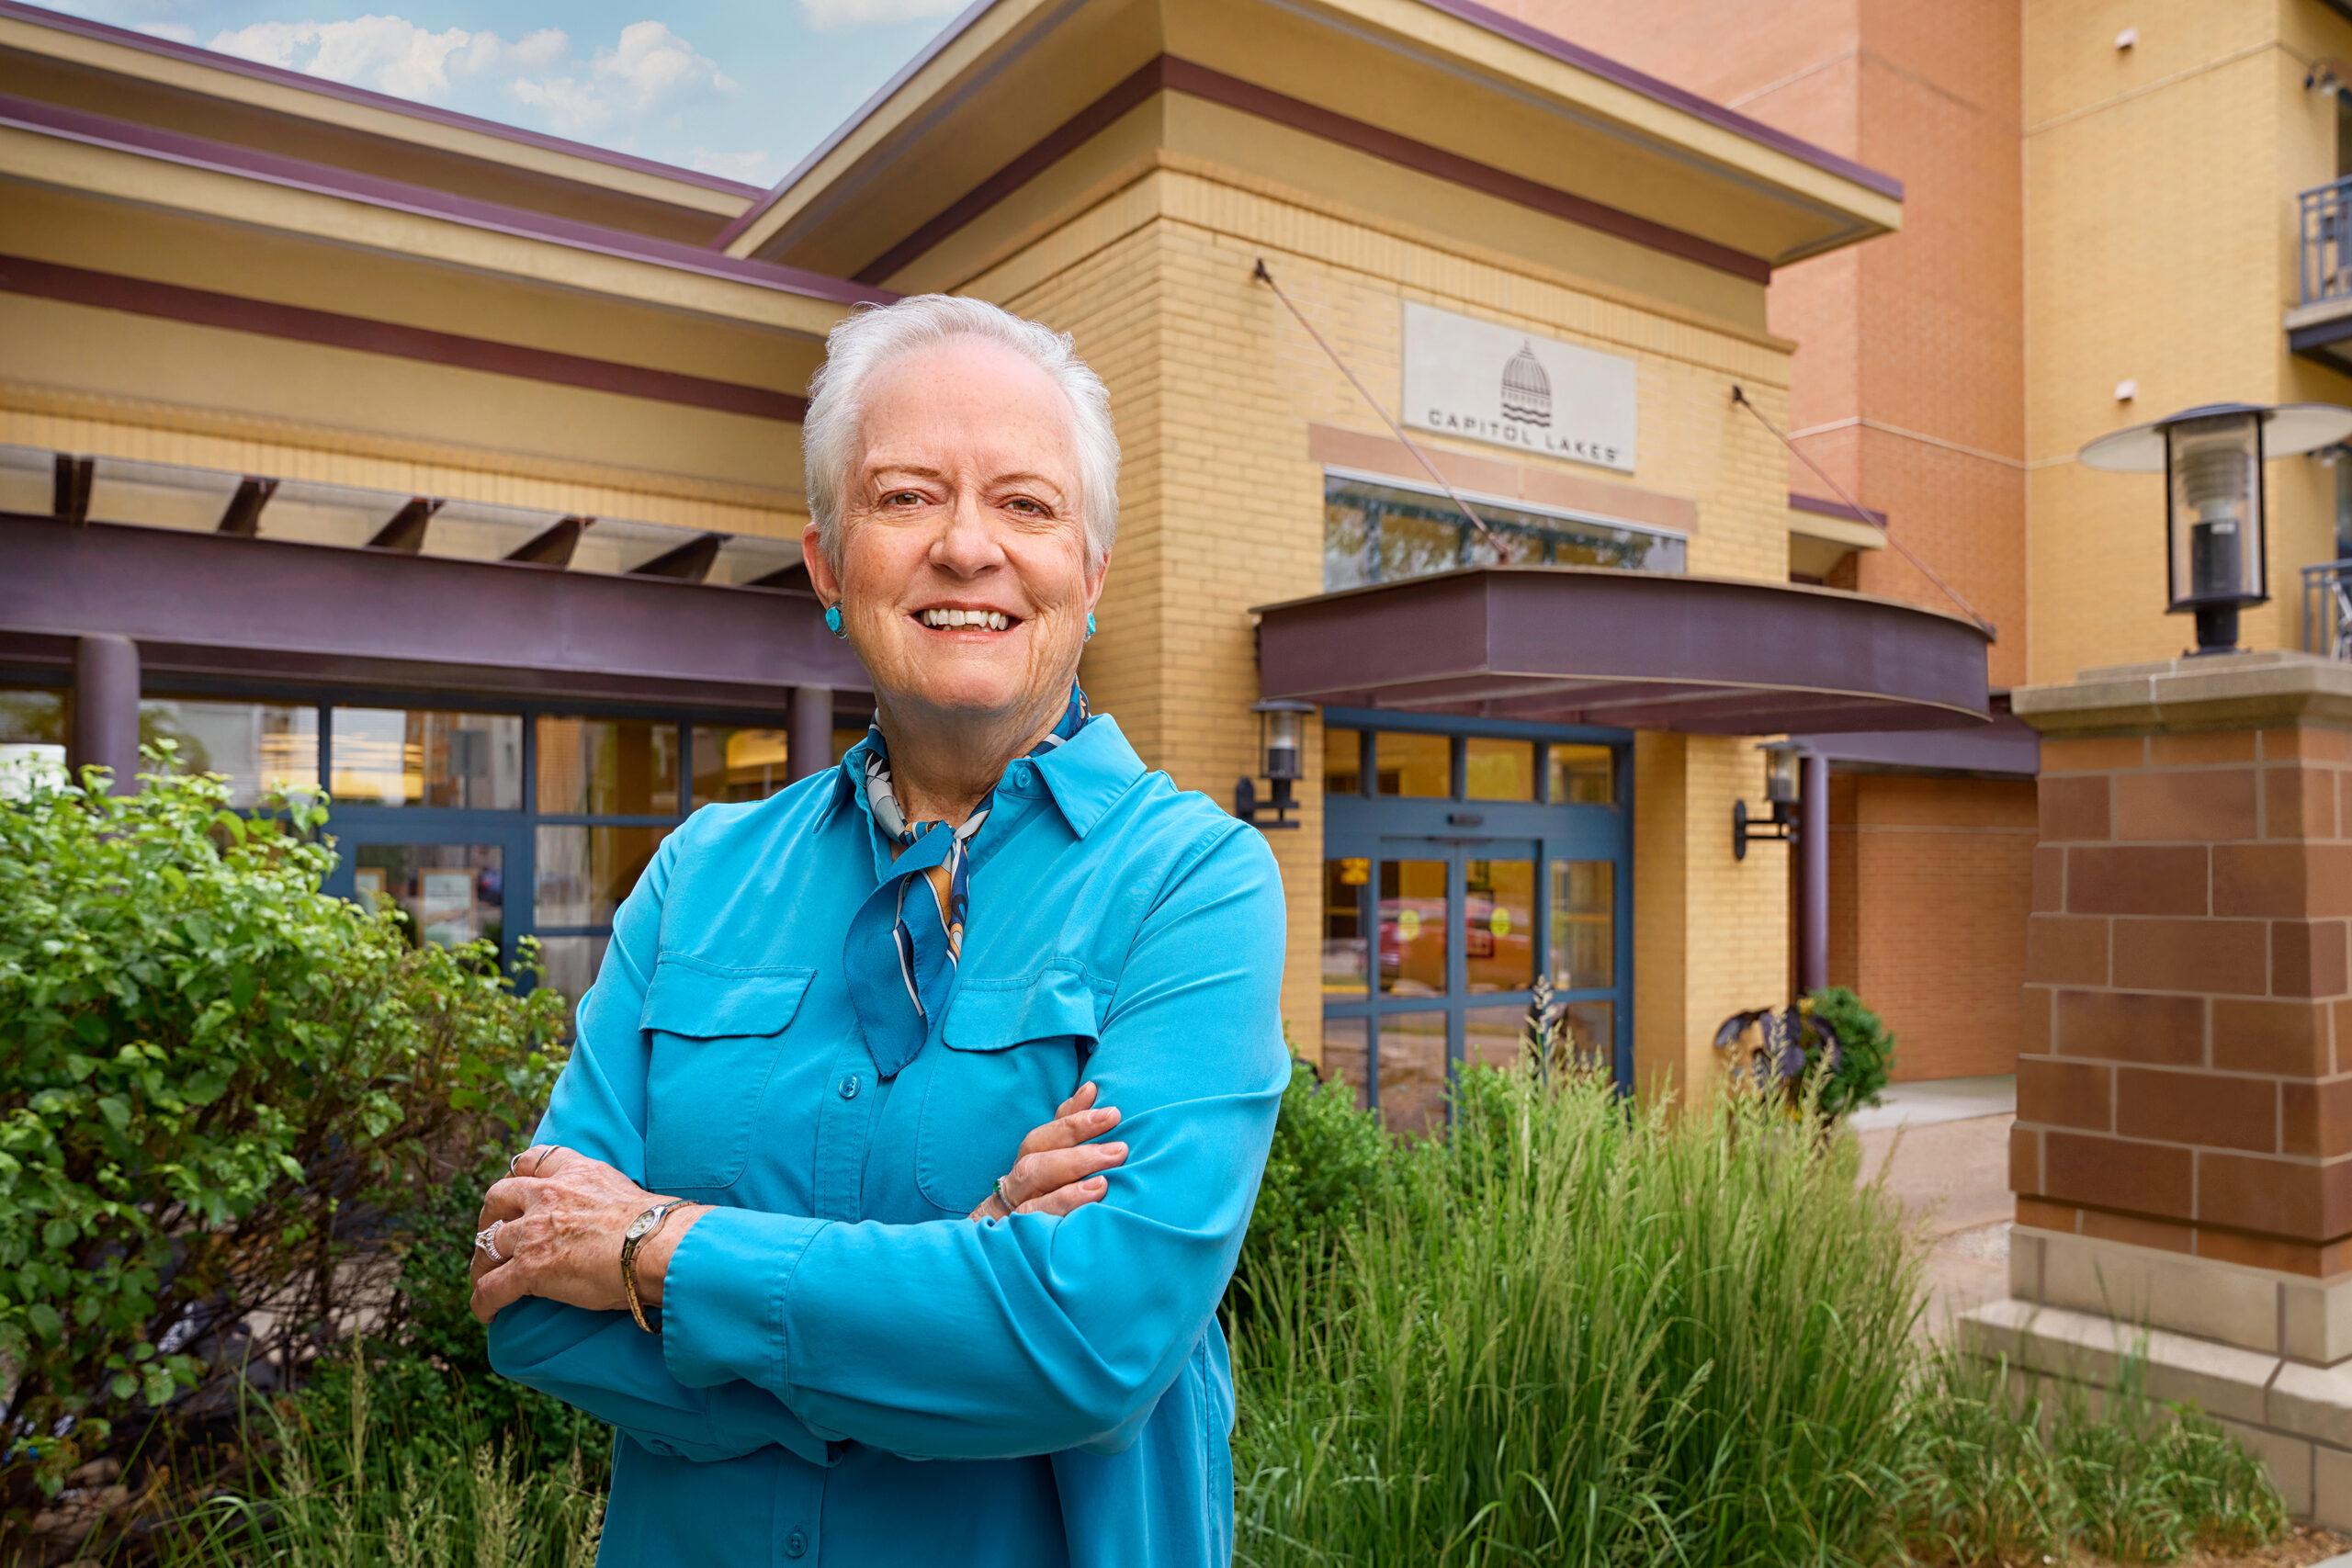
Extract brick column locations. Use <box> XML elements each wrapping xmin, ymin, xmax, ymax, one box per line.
<box><xmin>1966</xmin><ymin>651</ymin><xmax>2352</xmax><ymax>1524</ymax></box>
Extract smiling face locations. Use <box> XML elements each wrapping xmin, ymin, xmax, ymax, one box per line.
<box><xmin>804</xmin><ymin>334</ymin><xmax>1107</xmax><ymax>745</ymax></box>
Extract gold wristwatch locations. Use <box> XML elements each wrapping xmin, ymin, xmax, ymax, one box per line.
<box><xmin>620</xmin><ymin>1200</ymin><xmax>683</xmax><ymax>1333</ymax></box>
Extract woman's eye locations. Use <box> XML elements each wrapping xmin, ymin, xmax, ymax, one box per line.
<box><xmin>885</xmin><ymin>491</ymin><xmax>923</xmax><ymax>507</ymax></box>
<box><xmin>1006</xmin><ymin>497</ymin><xmax>1046</xmax><ymax>515</ymax></box>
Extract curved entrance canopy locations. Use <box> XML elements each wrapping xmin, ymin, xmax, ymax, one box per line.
<box><xmin>1252</xmin><ymin>567</ymin><xmax>1992</xmax><ymax>734</ymax></box>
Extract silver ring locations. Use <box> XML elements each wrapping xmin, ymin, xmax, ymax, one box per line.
<box><xmin>507</xmin><ymin>1150</ymin><xmax>529</xmax><ymax>1176</ymax></box>
<box><xmin>474</xmin><ymin>1220</ymin><xmax>506</xmax><ymax>1262</ymax></box>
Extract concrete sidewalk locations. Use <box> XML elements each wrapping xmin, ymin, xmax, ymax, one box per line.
<box><xmin>1851</xmin><ymin>1075</ymin><xmax>2016</xmax><ymax>1337</ymax></box>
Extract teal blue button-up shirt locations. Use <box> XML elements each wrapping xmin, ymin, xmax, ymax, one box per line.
<box><xmin>488</xmin><ymin>715</ymin><xmax>1289</xmax><ymax>1567</ymax></box>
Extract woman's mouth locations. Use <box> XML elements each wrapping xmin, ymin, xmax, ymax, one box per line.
<box><xmin>913</xmin><ymin>607</ymin><xmax>1020</xmax><ymax>633</ymax></box>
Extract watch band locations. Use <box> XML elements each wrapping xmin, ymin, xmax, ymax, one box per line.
<box><xmin>620</xmin><ymin>1200</ymin><xmax>679</xmax><ymax>1333</ymax></box>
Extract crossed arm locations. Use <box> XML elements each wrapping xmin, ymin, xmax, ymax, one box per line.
<box><xmin>479</xmin><ymin>821</ymin><xmax>1289</xmax><ymax>1464</ymax></box>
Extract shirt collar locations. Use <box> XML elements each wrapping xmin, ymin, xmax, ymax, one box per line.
<box><xmin>826</xmin><ymin>712</ymin><xmax>1143</xmax><ymax>840</ymax></box>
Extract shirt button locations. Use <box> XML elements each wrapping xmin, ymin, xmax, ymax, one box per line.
<box><xmin>785</xmin><ymin>1529</ymin><xmax>808</xmax><ymax>1558</ymax></box>
<box><xmin>838</xmin><ymin>1073</ymin><xmax>861</xmax><ymax>1100</ymax></box>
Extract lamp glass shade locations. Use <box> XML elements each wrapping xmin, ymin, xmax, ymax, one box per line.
<box><xmin>1262</xmin><ymin>705</ymin><xmax>1305</xmax><ymax>782</ymax></box>
<box><xmin>2164</xmin><ymin>411</ymin><xmax>2267</xmax><ymax>611</ymax></box>
<box><xmin>1761</xmin><ymin>743</ymin><xmax>1801</xmax><ymax>806</ymax></box>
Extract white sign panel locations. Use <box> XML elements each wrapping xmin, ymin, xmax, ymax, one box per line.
<box><xmin>1401</xmin><ymin>302</ymin><xmax>1637</xmax><ymax>472</ymax></box>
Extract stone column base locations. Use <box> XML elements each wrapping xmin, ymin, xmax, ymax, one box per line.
<box><xmin>1962</xmin><ymin>1228</ymin><xmax>2352</xmax><ymax>1526</ymax></box>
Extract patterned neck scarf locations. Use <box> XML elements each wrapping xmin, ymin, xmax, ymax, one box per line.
<box><xmin>844</xmin><ymin>684</ymin><xmax>1092</xmax><ymax>1078</ymax></box>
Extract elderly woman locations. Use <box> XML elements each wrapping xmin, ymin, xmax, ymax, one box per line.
<box><xmin>469</xmin><ymin>294</ymin><xmax>1288</xmax><ymax>1567</ymax></box>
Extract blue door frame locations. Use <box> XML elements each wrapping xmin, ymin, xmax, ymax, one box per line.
<box><xmin>1320</xmin><ymin>708</ymin><xmax>1634</xmax><ymax>1114</ymax></box>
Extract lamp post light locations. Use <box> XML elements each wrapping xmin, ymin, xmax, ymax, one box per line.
<box><xmin>1732</xmin><ymin>739</ymin><xmax>1803</xmax><ymax>861</ymax></box>
<box><xmin>1235</xmin><ymin>699</ymin><xmax>1313</xmax><ymax>830</ymax></box>
<box><xmin>2078</xmin><ymin>402</ymin><xmax>2352</xmax><ymax>657</ymax></box>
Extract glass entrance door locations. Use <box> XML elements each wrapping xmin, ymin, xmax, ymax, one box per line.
<box><xmin>1322</xmin><ymin>716</ymin><xmax>1631</xmax><ymax>1133</ymax></box>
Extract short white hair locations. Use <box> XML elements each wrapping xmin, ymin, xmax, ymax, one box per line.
<box><xmin>802</xmin><ymin>294</ymin><xmax>1119</xmax><ymax>570</ymax></box>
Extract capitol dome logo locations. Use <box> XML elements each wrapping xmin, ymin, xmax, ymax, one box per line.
<box><xmin>1500</xmin><ymin>341</ymin><xmax>1551</xmax><ymax>428</ymax></box>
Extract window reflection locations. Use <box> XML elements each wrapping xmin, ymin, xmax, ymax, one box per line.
<box><xmin>1321</xmin><ymin>1017</ymin><xmax>1371</xmax><ymax>1112</ymax></box>
<box><xmin>331</xmin><ymin>708</ymin><xmax>520</xmax><ymax>808</ymax></box>
<box><xmin>1379</xmin><ymin>1013</ymin><xmax>1448</xmax><ymax>1135</ymax></box>
<box><xmin>1374</xmin><ymin>732</ymin><xmax>1448</xmax><ymax>797</ymax></box>
<box><xmin>538</xmin><ymin>716</ymin><xmax>678</xmax><ymax>815</ymax></box>
<box><xmin>1547</xmin><ymin>744</ymin><xmax>1615</xmax><ymax>806</ymax></box>
<box><xmin>1324</xmin><ymin>474</ymin><xmax>1687</xmax><ymax>592</ymax></box>
<box><xmin>1549</xmin><ymin>860</ymin><xmax>1614</xmax><ymax>991</ymax></box>
<box><xmin>536</xmin><ymin>824</ymin><xmax>667</xmax><ymax>927</ymax></box>
<box><xmin>1464</xmin><ymin>858</ymin><xmax>1532</xmax><ymax>994</ymax></box>
<box><xmin>693</xmin><ymin>726</ymin><xmax>793</xmax><ymax>804</ymax></box>
<box><xmin>1326</xmin><ymin>727</ymin><xmax>1363</xmax><ymax>795</ymax></box>
<box><xmin>1464</xmin><ymin>1004</ymin><xmax>1528</xmax><ymax>1072</ymax></box>
<box><xmin>355</xmin><ymin>842</ymin><xmax>503</xmax><ymax>952</ymax></box>
<box><xmin>1464</xmin><ymin>738</ymin><xmax>1534</xmax><ymax>800</ymax></box>
<box><xmin>1323</xmin><ymin>856</ymin><xmax>1370</xmax><ymax>994</ymax></box>
<box><xmin>141</xmin><ymin>697</ymin><xmax>318</xmax><ymax>807</ymax></box>
<box><xmin>537</xmin><ymin>934</ymin><xmax>611</xmax><ymax>1010</ymax></box>
<box><xmin>1378</xmin><ymin>858</ymin><xmax>1447</xmax><ymax>996</ymax></box>
<box><xmin>0</xmin><ymin>687</ymin><xmax>68</xmax><ymax>797</ymax></box>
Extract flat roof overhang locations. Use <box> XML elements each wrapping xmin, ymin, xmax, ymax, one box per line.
<box><xmin>1253</xmin><ymin>567</ymin><xmax>1992</xmax><ymax>734</ymax></box>
<box><xmin>0</xmin><ymin>515</ymin><xmax>870</xmax><ymax>706</ymax></box>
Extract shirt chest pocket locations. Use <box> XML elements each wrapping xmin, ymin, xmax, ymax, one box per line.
<box><xmin>914</xmin><ymin>963</ymin><xmax>1104</xmax><ymax>1214</ymax></box>
<box><xmin>639</xmin><ymin>957</ymin><xmax>816</xmax><ymax>1193</ymax></box>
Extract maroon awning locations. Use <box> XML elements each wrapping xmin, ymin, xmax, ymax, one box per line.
<box><xmin>1252</xmin><ymin>566</ymin><xmax>1991</xmax><ymax>734</ymax></box>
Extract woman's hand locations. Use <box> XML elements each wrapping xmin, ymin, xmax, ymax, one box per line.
<box><xmin>468</xmin><ymin>1146</ymin><xmax>692</xmax><ymax>1324</ymax></box>
<box><xmin>967</xmin><ymin>1080</ymin><xmax>1125</xmax><ymax>1220</ymax></box>
<box><xmin>467</xmin><ymin>1084</ymin><xmax>1125</xmax><ymax>1324</ymax></box>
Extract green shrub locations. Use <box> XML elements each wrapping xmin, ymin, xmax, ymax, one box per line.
<box><xmin>1805</xmin><ymin>986</ymin><xmax>1896</xmax><ymax>1122</ymax></box>
<box><xmin>1233</xmin><ymin>1062</ymin><xmax>1925</xmax><ymax>1567</ymax></box>
<box><xmin>1232</xmin><ymin>1057</ymin><xmax>1392</xmax><ymax>1305</ymax></box>
<box><xmin>0</xmin><ymin>751</ymin><xmax>566</xmax><ymax>1536</ymax></box>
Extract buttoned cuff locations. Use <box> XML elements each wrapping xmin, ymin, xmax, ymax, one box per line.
<box><xmin>660</xmin><ymin>1206</ymin><xmax>831</xmax><ymax>1393</ymax></box>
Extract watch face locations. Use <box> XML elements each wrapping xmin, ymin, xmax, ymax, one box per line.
<box><xmin>625</xmin><ymin>1208</ymin><xmax>659</xmax><ymax>1242</ymax></box>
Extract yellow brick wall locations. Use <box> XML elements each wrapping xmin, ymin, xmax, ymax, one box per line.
<box><xmin>963</xmin><ymin>163</ymin><xmax>1797</xmax><ymax>1090</ymax></box>
<box><xmin>2024</xmin><ymin>0</ymin><xmax>2352</xmax><ymax>684</ymax></box>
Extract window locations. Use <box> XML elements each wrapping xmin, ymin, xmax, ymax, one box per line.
<box><xmin>1322</xmin><ymin>473</ymin><xmax>1686</xmax><ymax>592</ymax></box>
<box><xmin>0</xmin><ymin>685</ymin><xmax>67</xmax><ymax>797</ymax></box>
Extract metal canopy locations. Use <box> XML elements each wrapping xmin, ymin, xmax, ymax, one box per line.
<box><xmin>1252</xmin><ymin>567</ymin><xmax>1992</xmax><ymax>735</ymax></box>
<box><xmin>0</xmin><ymin>514</ymin><xmax>868</xmax><ymax>706</ymax></box>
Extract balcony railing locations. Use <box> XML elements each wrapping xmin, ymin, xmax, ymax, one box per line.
<box><xmin>2301</xmin><ymin>176</ymin><xmax>2352</xmax><ymax>305</ymax></box>
<box><xmin>2305</xmin><ymin>559</ymin><xmax>2352</xmax><ymax>659</ymax></box>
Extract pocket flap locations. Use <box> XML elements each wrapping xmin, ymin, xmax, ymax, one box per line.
<box><xmin>639</xmin><ymin>957</ymin><xmax>815</xmax><ymax>1040</ymax></box>
<box><xmin>943</xmin><ymin>964</ymin><xmax>1104</xmax><ymax>1051</ymax></box>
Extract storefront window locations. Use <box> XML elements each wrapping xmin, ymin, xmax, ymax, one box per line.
<box><xmin>1378</xmin><ymin>1013</ymin><xmax>1448</xmax><ymax>1135</ymax></box>
<box><xmin>538</xmin><ymin>716</ymin><xmax>679</xmax><ymax>815</ymax></box>
<box><xmin>1374</xmin><ymin>731</ymin><xmax>1449</xmax><ymax>796</ymax></box>
<box><xmin>1322</xmin><ymin>1017</ymin><xmax>1371</xmax><ymax>1111</ymax></box>
<box><xmin>355</xmin><ymin>841</ymin><xmax>504</xmax><ymax>950</ymax></box>
<box><xmin>1549</xmin><ymin>860</ymin><xmax>1614</xmax><ymax>991</ymax></box>
<box><xmin>1323</xmin><ymin>856</ymin><xmax>1370</xmax><ymax>994</ymax></box>
<box><xmin>1547</xmin><ymin>743</ymin><xmax>1615</xmax><ymax>805</ymax></box>
<box><xmin>1464</xmin><ymin>738</ymin><xmax>1534</xmax><ymax>800</ymax></box>
<box><xmin>141</xmin><ymin>696</ymin><xmax>319</xmax><ymax>807</ymax></box>
<box><xmin>1464</xmin><ymin>857</ymin><xmax>1533</xmax><ymax>993</ymax></box>
<box><xmin>330</xmin><ymin>707</ymin><xmax>521</xmax><ymax>808</ymax></box>
<box><xmin>1323</xmin><ymin>474</ymin><xmax>1686</xmax><ymax>592</ymax></box>
<box><xmin>535</xmin><ymin>824</ymin><xmax>668</xmax><ymax>927</ymax></box>
<box><xmin>1378</xmin><ymin>858</ymin><xmax>1447</xmax><ymax>995</ymax></box>
<box><xmin>537</xmin><ymin>934</ymin><xmax>610</xmax><ymax>1010</ymax></box>
<box><xmin>0</xmin><ymin>687</ymin><xmax>68</xmax><ymax>796</ymax></box>
<box><xmin>1325</xmin><ymin>727</ymin><xmax>1363</xmax><ymax>795</ymax></box>
<box><xmin>692</xmin><ymin>726</ymin><xmax>793</xmax><ymax>804</ymax></box>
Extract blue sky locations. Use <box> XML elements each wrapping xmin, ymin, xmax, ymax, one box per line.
<box><xmin>41</xmin><ymin>0</ymin><xmax>967</xmax><ymax>186</ymax></box>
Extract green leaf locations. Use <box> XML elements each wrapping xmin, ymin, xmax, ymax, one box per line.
<box><xmin>27</xmin><ymin>1303</ymin><xmax>61</xmax><ymax>1341</ymax></box>
<box><xmin>96</xmin><ymin>1096</ymin><xmax>130</xmax><ymax>1132</ymax></box>
<box><xmin>40</xmin><ymin>1218</ymin><xmax>76</xmax><ymax>1249</ymax></box>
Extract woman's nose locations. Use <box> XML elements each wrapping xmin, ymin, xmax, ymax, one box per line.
<box><xmin>930</xmin><ymin>491</ymin><xmax>1007</xmax><ymax>575</ymax></box>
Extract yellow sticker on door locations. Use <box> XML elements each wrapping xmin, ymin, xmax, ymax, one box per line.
<box><xmin>1396</xmin><ymin>908</ymin><xmax>1422</xmax><ymax>942</ymax></box>
<box><xmin>1489</xmin><ymin>906</ymin><xmax>1512</xmax><ymax>939</ymax></box>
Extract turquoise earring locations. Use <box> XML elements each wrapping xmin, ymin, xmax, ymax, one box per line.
<box><xmin>824</xmin><ymin>603</ymin><xmax>845</xmax><ymax>637</ymax></box>
<box><xmin>1085</xmin><ymin>611</ymin><xmax>1097</xmax><ymax>640</ymax></box>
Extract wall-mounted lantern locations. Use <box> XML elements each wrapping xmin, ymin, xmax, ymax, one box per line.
<box><xmin>1235</xmin><ymin>699</ymin><xmax>1313</xmax><ymax>830</ymax></box>
<box><xmin>1732</xmin><ymin>739</ymin><xmax>1803</xmax><ymax>861</ymax></box>
<box><xmin>2078</xmin><ymin>402</ymin><xmax>2352</xmax><ymax>656</ymax></box>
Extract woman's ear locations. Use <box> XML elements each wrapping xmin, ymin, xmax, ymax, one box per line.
<box><xmin>802</xmin><ymin>523</ymin><xmax>842</xmax><ymax>605</ymax></box>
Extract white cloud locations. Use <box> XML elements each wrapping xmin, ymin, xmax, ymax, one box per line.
<box><xmin>798</xmin><ymin>0</ymin><xmax>967</xmax><ymax>30</ymax></box>
<box><xmin>686</xmin><ymin>146</ymin><xmax>775</xmax><ymax>184</ymax></box>
<box><xmin>506</xmin><ymin>20</ymin><xmax>737</xmax><ymax>135</ymax></box>
<box><xmin>204</xmin><ymin>15</ymin><xmax>571</xmax><ymax>102</ymax></box>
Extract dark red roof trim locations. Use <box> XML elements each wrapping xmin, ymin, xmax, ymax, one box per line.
<box><xmin>0</xmin><ymin>254</ymin><xmax>810</xmax><ymax>423</ymax></box>
<box><xmin>848</xmin><ymin>54</ymin><xmax>1770</xmax><ymax>288</ymax></box>
<box><xmin>0</xmin><ymin>92</ymin><xmax>894</xmax><ymax>308</ymax></box>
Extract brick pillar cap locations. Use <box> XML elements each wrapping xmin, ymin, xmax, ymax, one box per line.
<box><xmin>2015</xmin><ymin>649</ymin><xmax>2352</xmax><ymax>736</ymax></box>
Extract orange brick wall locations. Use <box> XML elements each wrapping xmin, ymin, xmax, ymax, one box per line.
<box><xmin>1826</xmin><ymin>773</ymin><xmax>2039</xmax><ymax>1081</ymax></box>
